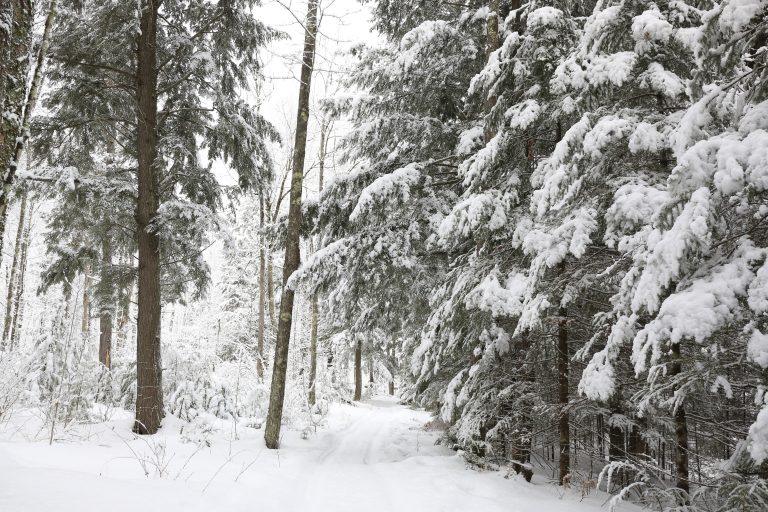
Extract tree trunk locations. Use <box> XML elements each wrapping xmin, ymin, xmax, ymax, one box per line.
<box><xmin>2</xmin><ymin>189</ymin><xmax>26</xmax><ymax>346</ymax></box>
<box><xmin>81</xmin><ymin>262</ymin><xmax>92</xmax><ymax>337</ymax></box>
<box><xmin>0</xmin><ymin>0</ymin><xmax>33</xmax><ymax>256</ymax></box>
<box><xmin>486</xmin><ymin>0</ymin><xmax>500</xmax><ymax>61</ymax></box>
<box><xmin>558</xmin><ymin>286</ymin><xmax>570</xmax><ymax>484</ymax></box>
<box><xmin>354</xmin><ymin>338</ymin><xmax>362</xmax><ymax>401</ymax></box>
<box><xmin>388</xmin><ymin>381</ymin><xmax>394</xmax><ymax>395</ymax></box>
<box><xmin>671</xmin><ymin>342</ymin><xmax>690</xmax><ymax>498</ymax></box>
<box><xmin>267</xmin><ymin>256</ymin><xmax>276</xmax><ymax>329</ymax></box>
<box><xmin>0</xmin><ymin>0</ymin><xmax>56</xmax><ymax>249</ymax></box>
<box><xmin>9</xmin><ymin>203</ymin><xmax>30</xmax><ymax>350</ymax></box>
<box><xmin>510</xmin><ymin>330</ymin><xmax>534</xmax><ymax>482</ymax></box>
<box><xmin>133</xmin><ymin>0</ymin><xmax>163</xmax><ymax>436</ymax></box>
<box><xmin>117</xmin><ymin>273</ymin><xmax>134</xmax><ymax>347</ymax></box>
<box><xmin>609</xmin><ymin>394</ymin><xmax>624</xmax><ymax>462</ymax></box>
<box><xmin>263</xmin><ymin>0</ymin><xmax>319</xmax><ymax>450</ymax></box>
<box><xmin>368</xmin><ymin>357</ymin><xmax>374</xmax><ymax>384</ymax></box>
<box><xmin>99</xmin><ymin>237</ymin><xmax>113</xmax><ymax>369</ymax></box>
<box><xmin>308</xmin><ymin>291</ymin><xmax>318</xmax><ymax>405</ymax></box>
<box><xmin>307</xmin><ymin>125</ymin><xmax>327</xmax><ymax>407</ymax></box>
<box><xmin>257</xmin><ymin>192</ymin><xmax>266</xmax><ymax>381</ymax></box>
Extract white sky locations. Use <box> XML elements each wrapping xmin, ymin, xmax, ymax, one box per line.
<box><xmin>206</xmin><ymin>0</ymin><xmax>376</xmax><ymax>287</ymax></box>
<box><xmin>212</xmin><ymin>0</ymin><xmax>375</xmax><ymax>202</ymax></box>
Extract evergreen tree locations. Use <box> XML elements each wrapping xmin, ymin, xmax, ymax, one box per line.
<box><xmin>41</xmin><ymin>0</ymin><xmax>279</xmax><ymax>433</ymax></box>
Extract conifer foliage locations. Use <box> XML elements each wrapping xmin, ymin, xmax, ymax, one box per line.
<box><xmin>298</xmin><ymin>0</ymin><xmax>768</xmax><ymax>509</ymax></box>
<box><xmin>0</xmin><ymin>0</ymin><xmax>767</xmax><ymax>510</ymax></box>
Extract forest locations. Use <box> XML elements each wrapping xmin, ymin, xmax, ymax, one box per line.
<box><xmin>0</xmin><ymin>0</ymin><xmax>767</xmax><ymax>511</ymax></box>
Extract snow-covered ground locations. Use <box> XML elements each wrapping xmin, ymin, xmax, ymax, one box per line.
<box><xmin>1</xmin><ymin>397</ymin><xmax>630</xmax><ymax>511</ymax></box>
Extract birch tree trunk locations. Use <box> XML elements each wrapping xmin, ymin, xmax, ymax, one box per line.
<box><xmin>264</xmin><ymin>0</ymin><xmax>319</xmax><ymax>450</ymax></box>
<box><xmin>9</xmin><ymin>200</ymin><xmax>30</xmax><ymax>350</ymax></box>
<box><xmin>133</xmin><ymin>0</ymin><xmax>163</xmax><ymax>435</ymax></box>
<box><xmin>0</xmin><ymin>0</ymin><xmax>33</xmax><ymax>253</ymax></box>
<box><xmin>2</xmin><ymin>189</ymin><xmax>26</xmax><ymax>346</ymax></box>
<box><xmin>0</xmin><ymin>0</ymin><xmax>56</xmax><ymax>251</ymax></box>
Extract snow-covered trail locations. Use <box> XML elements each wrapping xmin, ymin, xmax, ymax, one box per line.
<box><xmin>0</xmin><ymin>397</ymin><xmax>631</xmax><ymax>512</ymax></box>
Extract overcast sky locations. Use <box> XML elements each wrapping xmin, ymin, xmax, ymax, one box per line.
<box><xmin>205</xmin><ymin>0</ymin><xmax>376</xmax><ymax>287</ymax></box>
<box><xmin>212</xmin><ymin>0</ymin><xmax>375</xmax><ymax>199</ymax></box>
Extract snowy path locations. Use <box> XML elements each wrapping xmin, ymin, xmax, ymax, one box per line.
<box><xmin>0</xmin><ymin>397</ymin><xmax>630</xmax><ymax>512</ymax></box>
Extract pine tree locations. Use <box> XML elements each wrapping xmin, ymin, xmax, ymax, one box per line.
<box><xmin>41</xmin><ymin>0</ymin><xmax>279</xmax><ymax>434</ymax></box>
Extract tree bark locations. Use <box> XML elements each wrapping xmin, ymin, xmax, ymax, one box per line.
<box><xmin>81</xmin><ymin>262</ymin><xmax>92</xmax><ymax>337</ymax></box>
<box><xmin>257</xmin><ymin>192</ymin><xmax>266</xmax><ymax>381</ymax></box>
<box><xmin>671</xmin><ymin>342</ymin><xmax>690</xmax><ymax>498</ymax></box>
<box><xmin>308</xmin><ymin>291</ymin><xmax>318</xmax><ymax>405</ymax></box>
<box><xmin>0</xmin><ymin>0</ymin><xmax>56</xmax><ymax>249</ymax></box>
<box><xmin>117</xmin><ymin>273</ymin><xmax>134</xmax><ymax>347</ymax></box>
<box><xmin>0</xmin><ymin>0</ymin><xmax>33</xmax><ymax>256</ymax></box>
<box><xmin>267</xmin><ymin>256</ymin><xmax>276</xmax><ymax>329</ymax></box>
<box><xmin>2</xmin><ymin>189</ymin><xmax>26</xmax><ymax>346</ymax></box>
<box><xmin>99</xmin><ymin>237</ymin><xmax>113</xmax><ymax>369</ymax></box>
<box><xmin>264</xmin><ymin>0</ymin><xmax>318</xmax><ymax>450</ymax></box>
<box><xmin>557</xmin><ymin>279</ymin><xmax>570</xmax><ymax>484</ymax></box>
<box><xmin>308</xmin><ymin>126</ymin><xmax>327</xmax><ymax>406</ymax></box>
<box><xmin>354</xmin><ymin>338</ymin><xmax>362</xmax><ymax>401</ymax></box>
<box><xmin>486</xmin><ymin>0</ymin><xmax>500</xmax><ymax>61</ymax></box>
<box><xmin>133</xmin><ymin>0</ymin><xmax>163</xmax><ymax>435</ymax></box>
<box><xmin>9</xmin><ymin>201</ymin><xmax>30</xmax><ymax>350</ymax></box>
<box><xmin>368</xmin><ymin>356</ymin><xmax>374</xmax><ymax>384</ymax></box>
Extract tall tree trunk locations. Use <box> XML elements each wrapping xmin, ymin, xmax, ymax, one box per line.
<box><xmin>9</xmin><ymin>202</ymin><xmax>30</xmax><ymax>350</ymax></box>
<box><xmin>257</xmin><ymin>192</ymin><xmax>266</xmax><ymax>381</ymax></box>
<box><xmin>368</xmin><ymin>356</ymin><xmax>374</xmax><ymax>384</ymax></box>
<box><xmin>671</xmin><ymin>342</ymin><xmax>690</xmax><ymax>498</ymax></box>
<box><xmin>81</xmin><ymin>262</ymin><xmax>92</xmax><ymax>337</ymax></box>
<box><xmin>2</xmin><ymin>189</ymin><xmax>26</xmax><ymax>346</ymax></box>
<box><xmin>133</xmin><ymin>0</ymin><xmax>163</xmax><ymax>435</ymax></box>
<box><xmin>264</xmin><ymin>0</ymin><xmax>319</xmax><ymax>450</ymax></box>
<box><xmin>0</xmin><ymin>0</ymin><xmax>56</xmax><ymax>252</ymax></box>
<box><xmin>558</xmin><ymin>265</ymin><xmax>570</xmax><ymax>484</ymax></box>
<box><xmin>99</xmin><ymin>237</ymin><xmax>113</xmax><ymax>369</ymax></box>
<box><xmin>354</xmin><ymin>338</ymin><xmax>362</xmax><ymax>401</ymax></box>
<box><xmin>267</xmin><ymin>256</ymin><xmax>276</xmax><ymax>329</ymax></box>
<box><xmin>0</xmin><ymin>0</ymin><xmax>32</xmax><ymax>258</ymax></box>
<box><xmin>117</xmin><ymin>274</ymin><xmax>134</xmax><ymax>347</ymax></box>
<box><xmin>307</xmin><ymin>127</ymin><xmax>327</xmax><ymax>406</ymax></box>
<box><xmin>608</xmin><ymin>394</ymin><xmax>624</xmax><ymax>462</ymax></box>
<box><xmin>486</xmin><ymin>0</ymin><xmax>500</xmax><ymax>61</ymax></box>
<box><xmin>308</xmin><ymin>290</ymin><xmax>318</xmax><ymax>405</ymax></box>
<box><xmin>608</xmin><ymin>393</ymin><xmax>625</xmax><ymax>486</ymax></box>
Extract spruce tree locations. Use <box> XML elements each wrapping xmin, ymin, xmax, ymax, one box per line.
<box><xmin>42</xmin><ymin>0</ymin><xmax>278</xmax><ymax>434</ymax></box>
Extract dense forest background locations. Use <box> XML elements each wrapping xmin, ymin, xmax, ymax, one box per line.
<box><xmin>1</xmin><ymin>0</ymin><xmax>767</xmax><ymax>510</ymax></box>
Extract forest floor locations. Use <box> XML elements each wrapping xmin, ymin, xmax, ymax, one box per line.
<box><xmin>0</xmin><ymin>396</ymin><xmax>635</xmax><ymax>511</ymax></box>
